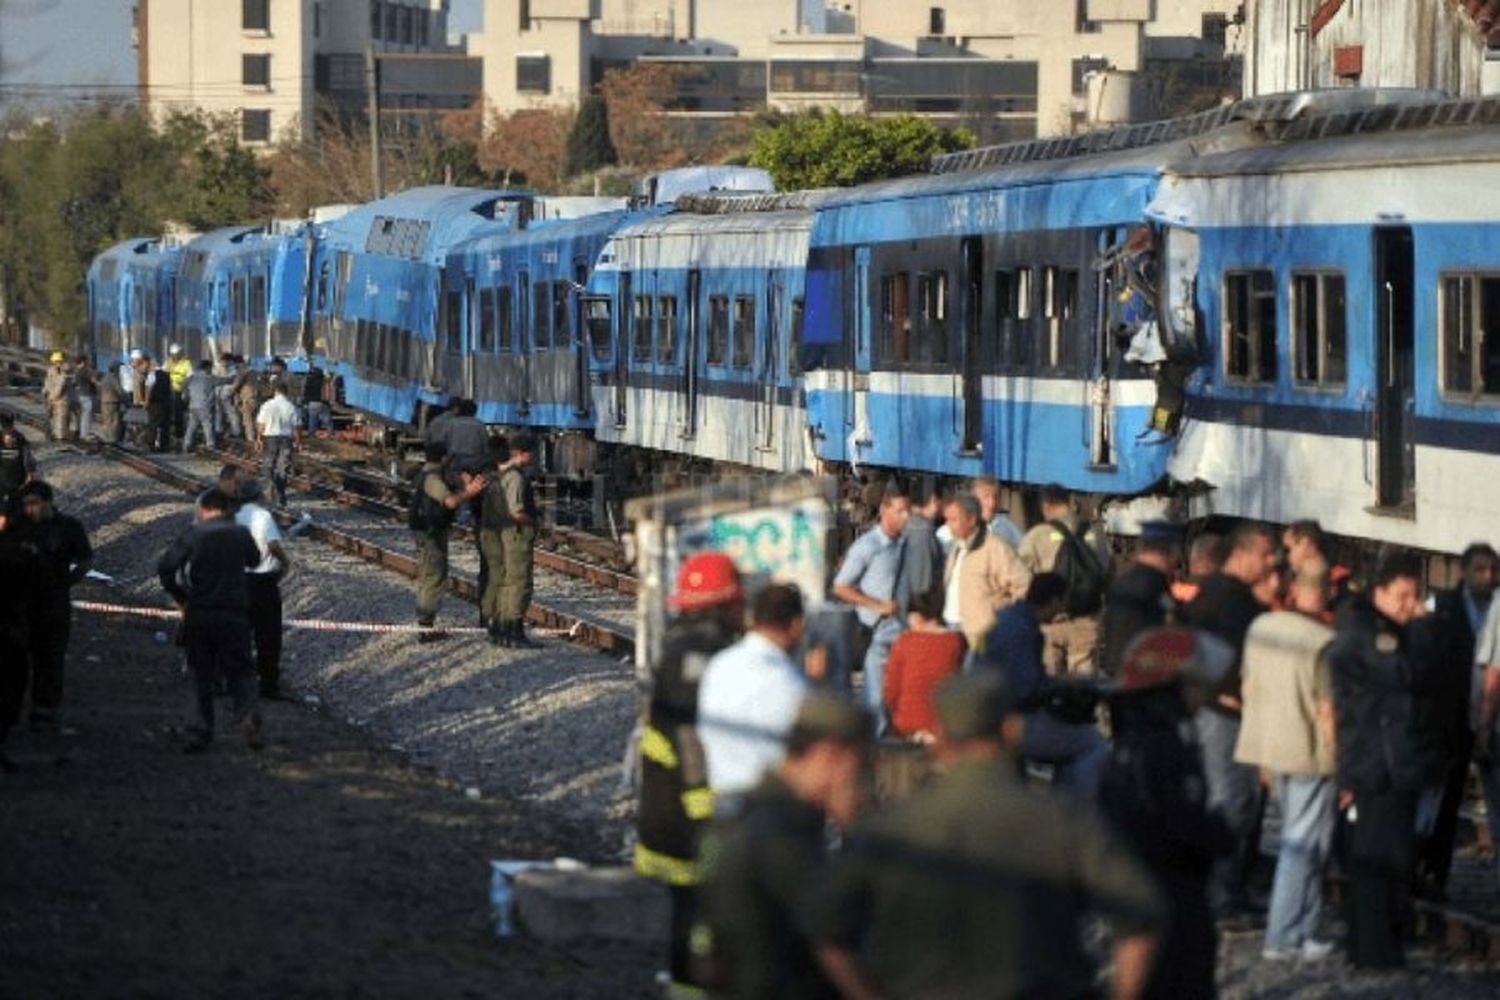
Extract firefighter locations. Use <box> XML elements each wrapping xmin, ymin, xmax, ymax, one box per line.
<box><xmin>635</xmin><ymin>551</ymin><xmax>746</xmax><ymax>990</ymax></box>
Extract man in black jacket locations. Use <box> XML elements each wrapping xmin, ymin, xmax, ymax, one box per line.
<box><xmin>1329</xmin><ymin>553</ymin><xmax>1440</xmax><ymax>969</ymax></box>
<box><xmin>1099</xmin><ymin>520</ymin><xmax>1182</xmax><ymax>677</ymax></box>
<box><xmin>1416</xmin><ymin>543</ymin><xmax>1497</xmax><ymax>897</ymax></box>
<box><xmin>17</xmin><ymin>480</ymin><xmax>92</xmax><ymax>734</ymax></box>
<box><xmin>158</xmin><ymin>488</ymin><xmax>264</xmax><ymax>753</ymax></box>
<box><xmin>0</xmin><ymin>498</ymin><xmax>39</xmax><ymax>769</ymax></box>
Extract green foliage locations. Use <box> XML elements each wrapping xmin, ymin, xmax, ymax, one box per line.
<box><xmin>564</xmin><ymin>94</ymin><xmax>618</xmax><ymax>177</ymax></box>
<box><xmin>0</xmin><ymin>106</ymin><xmax>270</xmax><ymax>343</ymax></box>
<box><xmin>748</xmin><ymin>110</ymin><xmax>975</xmax><ymax>191</ymax></box>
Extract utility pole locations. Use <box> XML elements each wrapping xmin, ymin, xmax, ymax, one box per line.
<box><xmin>365</xmin><ymin>47</ymin><xmax>384</xmax><ymax>198</ymax></box>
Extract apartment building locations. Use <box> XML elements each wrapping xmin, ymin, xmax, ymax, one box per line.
<box><xmin>137</xmin><ymin>0</ymin><xmax>473</xmax><ymax>146</ymax></box>
<box><xmin>473</xmin><ymin>0</ymin><xmax>1244</xmax><ymax>142</ymax></box>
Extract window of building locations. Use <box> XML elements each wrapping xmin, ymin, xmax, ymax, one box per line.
<box><xmin>929</xmin><ymin>7</ymin><xmax>946</xmax><ymax>35</ymax></box>
<box><xmin>707</xmin><ymin>295</ymin><xmax>729</xmax><ymax>366</ymax></box>
<box><xmin>385</xmin><ymin>3</ymin><xmax>398</xmax><ymax>43</ymax></box>
<box><xmin>417</xmin><ymin>9</ymin><xmax>430</xmax><ymax>46</ymax></box>
<box><xmin>478</xmin><ymin>287</ymin><xmax>497</xmax><ymax>352</ymax></box>
<box><xmin>1202</xmin><ymin>12</ymin><xmax>1229</xmax><ymax>48</ymax></box>
<box><xmin>657</xmin><ymin>296</ymin><xmax>677</xmax><ymax>364</ymax></box>
<box><xmin>916</xmin><ymin>271</ymin><xmax>948</xmax><ymax>365</ymax></box>
<box><xmin>1441</xmin><ymin>273</ymin><xmax>1500</xmax><ymax>400</ymax></box>
<box><xmin>242</xmin><ymin>54</ymin><xmax>271</xmax><ymax>88</ymax></box>
<box><xmin>1223</xmin><ymin>270</ymin><xmax>1278</xmax><ymax>383</ymax></box>
<box><xmin>880</xmin><ymin>272</ymin><xmax>911</xmax><ymax>363</ymax></box>
<box><xmin>397</xmin><ymin>4</ymin><xmax>412</xmax><ymax>44</ymax></box>
<box><xmin>517</xmin><ymin>55</ymin><xmax>551</xmax><ymax>94</ymax></box>
<box><xmin>1076</xmin><ymin>0</ymin><xmax>1099</xmax><ymax>34</ymax></box>
<box><xmin>1291</xmin><ymin>272</ymin><xmax>1347</xmax><ymax>388</ymax></box>
<box><xmin>371</xmin><ymin>1</ymin><xmax>383</xmax><ymax>40</ymax></box>
<box><xmin>241</xmin><ymin>109</ymin><xmax>271</xmax><ymax>143</ymax></box>
<box><xmin>519</xmin><ymin>0</ymin><xmax>531</xmax><ymax>31</ymax></box>
<box><xmin>732</xmin><ymin>296</ymin><xmax>755</xmax><ymax>369</ymax></box>
<box><xmin>768</xmin><ymin>61</ymin><xmax>863</xmax><ymax>94</ymax></box>
<box><xmin>314</xmin><ymin>2</ymin><xmax>322</xmax><ymax>39</ymax></box>
<box><xmin>633</xmin><ymin>295</ymin><xmax>652</xmax><ymax>361</ymax></box>
<box><xmin>242</xmin><ymin>0</ymin><xmax>269</xmax><ymax>32</ymax></box>
<box><xmin>1072</xmin><ymin>57</ymin><xmax>1108</xmax><ymax>96</ymax></box>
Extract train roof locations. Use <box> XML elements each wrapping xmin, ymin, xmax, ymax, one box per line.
<box><xmin>602</xmin><ymin>206</ymin><xmax>816</xmax><ymax>271</ymax></box>
<box><xmin>318</xmin><ymin>185</ymin><xmax>532</xmax><ymax>265</ymax></box>
<box><xmin>447</xmin><ymin>206</ymin><xmax>642</xmax><ymax>260</ymax></box>
<box><xmin>88</xmin><ymin>237</ymin><xmax>180</xmax><ymax>281</ymax></box>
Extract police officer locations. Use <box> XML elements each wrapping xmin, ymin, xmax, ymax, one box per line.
<box><xmin>698</xmin><ymin>694</ymin><xmax>872</xmax><ymax>999</ymax></box>
<box><xmin>157</xmin><ymin>488</ymin><xmax>264</xmax><ymax>753</ymax></box>
<box><xmin>0</xmin><ymin>416</ymin><xmax>36</xmax><ymax>504</ymax></box>
<box><xmin>486</xmin><ymin>432</ymin><xmax>539</xmax><ymax>649</ymax></box>
<box><xmin>635</xmin><ymin>552</ymin><xmax>746</xmax><ymax>989</ymax></box>
<box><xmin>412</xmin><ymin>442</ymin><xmax>485</xmax><ymax>639</ymax></box>
<box><xmin>818</xmin><ymin>672</ymin><xmax>1165</xmax><ymax>999</ymax></box>
<box><xmin>0</xmin><ymin>498</ymin><xmax>39</xmax><ymax>770</ymax></box>
<box><xmin>16</xmin><ymin>480</ymin><xmax>92</xmax><ymax>734</ymax></box>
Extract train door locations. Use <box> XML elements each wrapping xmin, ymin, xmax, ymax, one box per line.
<box><xmin>961</xmin><ymin>236</ymin><xmax>984</xmax><ymax>452</ymax></box>
<box><xmin>758</xmin><ymin>271</ymin><xmax>781</xmax><ymax>451</ymax></box>
<box><xmin>574</xmin><ymin>262</ymin><xmax>590</xmax><ymax>417</ymax></box>
<box><xmin>1090</xmin><ymin>231</ymin><xmax>1115</xmax><ymax>468</ymax></box>
<box><xmin>615</xmin><ymin>270</ymin><xmax>630</xmax><ymax>427</ymax></box>
<box><xmin>518</xmin><ymin>272</ymin><xmax>532</xmax><ymax>416</ymax></box>
<box><xmin>1375</xmin><ymin>226</ymin><xmax>1416</xmax><ymax>510</ymax></box>
<box><xmin>682</xmin><ymin>269</ymin><xmax>700</xmax><ymax>438</ymax></box>
<box><xmin>852</xmin><ymin>246</ymin><xmax>872</xmax><ymax>446</ymax></box>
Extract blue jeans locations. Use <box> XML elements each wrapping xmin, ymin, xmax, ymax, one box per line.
<box><xmin>305</xmin><ymin>401</ymin><xmax>331</xmax><ymax>434</ymax></box>
<box><xmin>1021</xmin><ymin>712</ymin><xmax>1109</xmax><ymax>793</ymax></box>
<box><xmin>1195</xmin><ymin>709</ymin><xmax>1262</xmax><ymax>913</ymax></box>
<box><xmin>1265</xmin><ymin>774</ymin><xmax>1335</xmax><ymax>950</ymax></box>
<box><xmin>863</xmin><ymin>620</ymin><xmax>902</xmax><ymax>737</ymax></box>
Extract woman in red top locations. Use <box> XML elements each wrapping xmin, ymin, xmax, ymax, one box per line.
<box><xmin>883</xmin><ymin>588</ymin><xmax>967</xmax><ymax>740</ymax></box>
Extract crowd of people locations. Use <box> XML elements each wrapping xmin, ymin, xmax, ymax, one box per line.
<box><xmin>635</xmin><ymin>479</ymin><xmax>1500</xmax><ymax>998</ymax></box>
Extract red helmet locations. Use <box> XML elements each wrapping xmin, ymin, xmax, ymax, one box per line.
<box><xmin>670</xmin><ymin>552</ymin><xmax>743</xmax><ymax>611</ymax></box>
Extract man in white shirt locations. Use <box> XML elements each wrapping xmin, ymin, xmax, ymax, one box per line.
<box><xmin>698</xmin><ymin>583</ymin><xmax>810</xmax><ymax>798</ymax></box>
<box><xmin>219</xmin><ymin>466</ymin><xmax>291</xmax><ymax>700</ymax></box>
<box><xmin>254</xmin><ymin>378</ymin><xmax>302</xmax><ymax>507</ymax></box>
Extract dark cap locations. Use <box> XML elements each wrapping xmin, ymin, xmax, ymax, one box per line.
<box><xmin>237</xmin><ymin>476</ymin><xmax>265</xmax><ymax>501</ymax></box>
<box><xmin>1138</xmin><ymin>520</ymin><xmax>1183</xmax><ymax>547</ymax></box>
<box><xmin>933</xmin><ymin>672</ymin><xmax>1012</xmax><ymax>742</ymax></box>
<box><xmin>509</xmin><ymin>432</ymin><xmax>538</xmax><ymax>455</ymax></box>
<box><xmin>18</xmin><ymin>480</ymin><xmax>54</xmax><ymax>503</ymax></box>
<box><xmin>787</xmin><ymin>693</ymin><xmax>873</xmax><ymax>749</ymax></box>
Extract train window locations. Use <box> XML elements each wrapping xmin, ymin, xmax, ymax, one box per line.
<box><xmin>657</xmin><ymin>296</ymin><xmax>677</xmax><ymax>364</ymax></box>
<box><xmin>442</xmin><ymin>290</ymin><xmax>462</xmax><ymax>353</ymax></box>
<box><xmin>250</xmin><ymin>275</ymin><xmax>266</xmax><ymax>324</ymax></box>
<box><xmin>880</xmin><ymin>272</ymin><xmax>911</xmax><ymax>363</ymax></box>
<box><xmin>1014</xmin><ymin>268</ymin><xmax>1033</xmax><ymax>320</ymax></box>
<box><xmin>1223</xmin><ymin>270</ymin><xmax>1277</xmax><ymax>384</ymax></box>
<box><xmin>583</xmin><ymin>297</ymin><xmax>611</xmax><ymax>361</ymax></box>
<box><xmin>533</xmin><ymin>281</ymin><xmax>550</xmax><ymax>350</ymax></box>
<box><xmin>790</xmin><ymin>297</ymin><xmax>805</xmax><ymax>374</ymax></box>
<box><xmin>231</xmin><ymin>279</ymin><xmax>247</xmax><ymax>330</ymax></box>
<box><xmin>708</xmin><ymin>295</ymin><xmax>729</xmax><ymax>366</ymax></box>
<box><xmin>498</xmin><ymin>287</ymin><xmax>514</xmax><ymax>352</ymax></box>
<box><xmin>917</xmin><ymin>271</ymin><xmax>948</xmax><ymax>365</ymax></box>
<box><xmin>478</xmin><ymin>288</ymin><xmax>497</xmax><ymax>352</ymax></box>
<box><xmin>994</xmin><ymin>269</ymin><xmax>1031</xmax><ymax>368</ymax></box>
<box><xmin>733</xmin><ymin>296</ymin><xmax>755</xmax><ymax>369</ymax></box>
<box><xmin>633</xmin><ymin>295</ymin><xmax>653</xmax><ymax>361</ymax></box>
<box><xmin>1291</xmin><ymin>272</ymin><xmax>1347</xmax><ymax>388</ymax></box>
<box><xmin>1041</xmin><ymin>267</ymin><xmax>1076</xmax><ymax>370</ymax></box>
<box><xmin>552</xmin><ymin>283</ymin><xmax>571</xmax><ymax>348</ymax></box>
<box><xmin>1441</xmin><ymin>273</ymin><xmax>1500</xmax><ymax>400</ymax></box>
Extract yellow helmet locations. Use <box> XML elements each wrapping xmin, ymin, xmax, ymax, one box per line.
<box><xmin>49</xmin><ymin>351</ymin><xmax>65</xmax><ymax>363</ymax></box>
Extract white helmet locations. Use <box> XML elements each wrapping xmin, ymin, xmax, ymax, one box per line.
<box><xmin>168</xmin><ymin>343</ymin><xmax>182</xmax><ymax>354</ymax></box>
<box><xmin>128</xmin><ymin>348</ymin><xmax>143</xmax><ymax>360</ymax></box>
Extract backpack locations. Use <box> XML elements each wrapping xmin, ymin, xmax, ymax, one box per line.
<box><xmin>407</xmin><ymin>468</ymin><xmax>453</xmax><ymax>535</ymax></box>
<box><xmin>1050</xmin><ymin>520</ymin><xmax>1107</xmax><ymax>616</ymax></box>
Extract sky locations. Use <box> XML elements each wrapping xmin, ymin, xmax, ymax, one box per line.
<box><xmin>0</xmin><ymin>0</ymin><xmax>484</xmax><ymax>107</ymax></box>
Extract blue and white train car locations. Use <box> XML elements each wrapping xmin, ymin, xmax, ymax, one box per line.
<box><xmin>441</xmin><ymin>206</ymin><xmax>642</xmax><ymax>432</ymax></box>
<box><xmin>1155</xmin><ymin>97</ymin><xmax>1500</xmax><ymax>555</ymax></box>
<box><xmin>798</xmin><ymin>147</ymin><xmax>1201</xmax><ymax>495</ymax></box>
<box><xmin>174</xmin><ymin>224</ymin><xmax>310</xmax><ymax>368</ymax></box>
<box><xmin>87</xmin><ymin>237</ymin><xmax>181</xmax><ymax>367</ymax></box>
<box><xmin>307</xmin><ymin>186</ymin><xmax>529</xmax><ymax>427</ymax></box>
<box><xmin>585</xmin><ymin>200</ymin><xmax>818</xmax><ymax>473</ymax></box>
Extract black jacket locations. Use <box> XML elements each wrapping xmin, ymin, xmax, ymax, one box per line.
<box><xmin>1183</xmin><ymin>573</ymin><xmax>1266</xmax><ymax>713</ymax></box>
<box><xmin>158</xmin><ymin>519</ymin><xmax>261</xmax><ymax>614</ymax></box>
<box><xmin>1426</xmin><ymin>588</ymin><xmax>1485</xmax><ymax>756</ymax></box>
<box><xmin>1099</xmin><ymin>562</ymin><xmax>1174</xmax><ymax>677</ymax></box>
<box><xmin>1329</xmin><ymin>597</ymin><xmax>1443</xmax><ymax>794</ymax></box>
<box><xmin>21</xmin><ymin>513</ymin><xmax>92</xmax><ymax>595</ymax></box>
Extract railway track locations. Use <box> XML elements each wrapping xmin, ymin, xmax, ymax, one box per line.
<box><xmin>0</xmin><ymin>390</ymin><xmax>633</xmax><ymax>656</ymax></box>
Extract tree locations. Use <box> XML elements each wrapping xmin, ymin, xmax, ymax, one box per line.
<box><xmin>748</xmin><ymin>110</ymin><xmax>976</xmax><ymax>191</ymax></box>
<box><xmin>600</xmin><ymin>62</ymin><xmax>688</xmax><ymax>171</ymax></box>
<box><xmin>479</xmin><ymin>105</ymin><xmax>574</xmax><ymax>192</ymax></box>
<box><xmin>564</xmin><ymin>94</ymin><xmax>618</xmax><ymax>177</ymax></box>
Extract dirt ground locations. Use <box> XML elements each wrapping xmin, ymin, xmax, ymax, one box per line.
<box><xmin>0</xmin><ymin>601</ymin><xmax>658</xmax><ymax>999</ymax></box>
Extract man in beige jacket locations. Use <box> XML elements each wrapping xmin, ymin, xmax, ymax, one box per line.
<box><xmin>941</xmin><ymin>494</ymin><xmax>1031</xmax><ymax>648</ymax></box>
